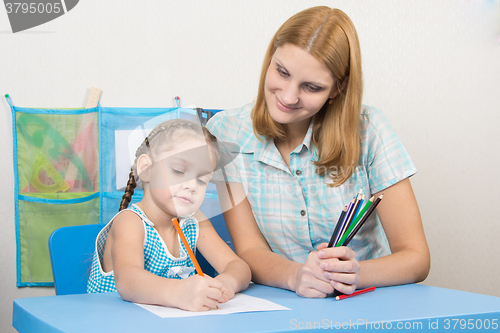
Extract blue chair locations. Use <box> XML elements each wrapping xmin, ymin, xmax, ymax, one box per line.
<box><xmin>48</xmin><ymin>224</ymin><xmax>105</xmax><ymax>295</ymax></box>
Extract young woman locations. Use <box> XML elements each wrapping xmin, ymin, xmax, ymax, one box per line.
<box><xmin>206</xmin><ymin>6</ymin><xmax>429</xmax><ymax>298</ymax></box>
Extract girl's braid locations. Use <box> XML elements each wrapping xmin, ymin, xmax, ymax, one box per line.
<box><xmin>118</xmin><ymin>125</ymin><xmax>164</xmax><ymax>211</ymax></box>
<box><xmin>119</xmin><ymin>170</ymin><xmax>137</xmax><ymax>211</ymax></box>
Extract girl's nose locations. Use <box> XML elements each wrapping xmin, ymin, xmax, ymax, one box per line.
<box><xmin>182</xmin><ymin>178</ymin><xmax>197</xmax><ymax>191</ymax></box>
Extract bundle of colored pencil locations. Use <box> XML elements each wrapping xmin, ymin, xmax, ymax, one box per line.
<box><xmin>328</xmin><ymin>190</ymin><xmax>384</xmax><ymax>248</ymax></box>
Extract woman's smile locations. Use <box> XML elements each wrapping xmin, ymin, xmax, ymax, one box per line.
<box><xmin>275</xmin><ymin>95</ymin><xmax>301</xmax><ymax>113</ymax></box>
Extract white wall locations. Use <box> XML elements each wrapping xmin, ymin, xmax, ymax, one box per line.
<box><xmin>1</xmin><ymin>1</ymin><xmax>499</xmax><ymax>331</ymax></box>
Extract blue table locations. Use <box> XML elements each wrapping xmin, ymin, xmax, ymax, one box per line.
<box><xmin>13</xmin><ymin>283</ymin><xmax>500</xmax><ymax>332</ymax></box>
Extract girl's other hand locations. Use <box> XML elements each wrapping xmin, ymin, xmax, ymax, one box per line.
<box><xmin>214</xmin><ymin>274</ymin><xmax>238</xmax><ymax>303</ymax></box>
<box><xmin>317</xmin><ymin>243</ymin><xmax>360</xmax><ymax>295</ymax></box>
<box><xmin>177</xmin><ymin>275</ymin><xmax>223</xmax><ymax>311</ymax></box>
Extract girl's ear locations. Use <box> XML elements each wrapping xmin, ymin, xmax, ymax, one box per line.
<box><xmin>136</xmin><ymin>154</ymin><xmax>152</xmax><ymax>183</ymax></box>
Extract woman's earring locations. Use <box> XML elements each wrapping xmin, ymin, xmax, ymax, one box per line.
<box><xmin>328</xmin><ymin>98</ymin><xmax>333</xmax><ymax>105</ymax></box>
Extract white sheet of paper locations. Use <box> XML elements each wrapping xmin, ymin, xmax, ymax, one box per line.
<box><xmin>135</xmin><ymin>293</ymin><xmax>291</xmax><ymax>318</ymax></box>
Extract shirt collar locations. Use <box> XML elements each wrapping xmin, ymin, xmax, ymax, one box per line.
<box><xmin>300</xmin><ymin>119</ymin><xmax>315</xmax><ymax>154</ymax></box>
<box><xmin>290</xmin><ymin>119</ymin><xmax>318</xmax><ymax>161</ymax></box>
<box><xmin>241</xmin><ymin>118</ymin><xmax>319</xmax><ymax>169</ymax></box>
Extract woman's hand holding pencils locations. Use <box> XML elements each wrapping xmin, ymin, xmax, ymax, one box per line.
<box><xmin>317</xmin><ymin>244</ymin><xmax>360</xmax><ymax>295</ymax></box>
<box><xmin>289</xmin><ymin>190</ymin><xmax>382</xmax><ymax>299</ymax></box>
<box><xmin>319</xmin><ymin>190</ymin><xmax>383</xmax><ymax>298</ymax></box>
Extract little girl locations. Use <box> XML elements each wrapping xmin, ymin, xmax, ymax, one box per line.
<box><xmin>87</xmin><ymin>119</ymin><xmax>251</xmax><ymax>311</ymax></box>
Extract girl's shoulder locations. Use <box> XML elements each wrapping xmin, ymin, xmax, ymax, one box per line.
<box><xmin>109</xmin><ymin>208</ymin><xmax>146</xmax><ymax>233</ymax></box>
<box><xmin>105</xmin><ymin>204</ymin><xmax>151</xmax><ymax>235</ymax></box>
<box><xmin>113</xmin><ymin>208</ymin><xmax>144</xmax><ymax>222</ymax></box>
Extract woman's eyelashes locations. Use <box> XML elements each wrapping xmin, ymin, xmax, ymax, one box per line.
<box><xmin>304</xmin><ymin>84</ymin><xmax>323</xmax><ymax>92</ymax></box>
<box><xmin>277</xmin><ymin>64</ymin><xmax>290</xmax><ymax>78</ymax></box>
<box><xmin>276</xmin><ymin>64</ymin><xmax>324</xmax><ymax>93</ymax></box>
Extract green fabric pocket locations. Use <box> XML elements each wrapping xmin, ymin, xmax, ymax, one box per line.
<box><xmin>18</xmin><ymin>195</ymin><xmax>99</xmax><ymax>284</ymax></box>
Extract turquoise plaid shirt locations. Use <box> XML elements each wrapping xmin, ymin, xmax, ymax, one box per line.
<box><xmin>206</xmin><ymin>103</ymin><xmax>416</xmax><ymax>263</ymax></box>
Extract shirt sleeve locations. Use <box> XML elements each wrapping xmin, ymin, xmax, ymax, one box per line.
<box><xmin>206</xmin><ymin>111</ymin><xmax>224</xmax><ymax>140</ymax></box>
<box><xmin>206</xmin><ymin>111</ymin><xmax>243</xmax><ymax>184</ymax></box>
<box><xmin>360</xmin><ymin>107</ymin><xmax>417</xmax><ymax>194</ymax></box>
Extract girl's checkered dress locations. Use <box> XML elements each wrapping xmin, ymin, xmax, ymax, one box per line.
<box><xmin>87</xmin><ymin>204</ymin><xmax>199</xmax><ymax>293</ymax></box>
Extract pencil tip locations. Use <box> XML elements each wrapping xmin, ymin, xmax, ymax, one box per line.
<box><xmin>379</xmin><ymin>194</ymin><xmax>384</xmax><ymax>199</ymax></box>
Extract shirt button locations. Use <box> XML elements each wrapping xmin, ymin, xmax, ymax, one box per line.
<box><xmin>295</xmin><ymin>170</ymin><xmax>302</xmax><ymax>176</ymax></box>
<box><xmin>300</xmin><ymin>210</ymin><xmax>306</xmax><ymax>216</ymax></box>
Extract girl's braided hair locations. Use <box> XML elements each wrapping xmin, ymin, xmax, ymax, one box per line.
<box><xmin>119</xmin><ymin>119</ymin><xmax>219</xmax><ymax>211</ymax></box>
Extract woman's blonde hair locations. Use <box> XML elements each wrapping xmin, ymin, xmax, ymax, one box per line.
<box><xmin>252</xmin><ymin>6</ymin><xmax>362</xmax><ymax>186</ymax></box>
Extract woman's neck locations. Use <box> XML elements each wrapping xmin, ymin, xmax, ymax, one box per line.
<box><xmin>274</xmin><ymin>117</ymin><xmax>311</xmax><ymax>168</ymax></box>
<box><xmin>279</xmin><ymin>117</ymin><xmax>311</xmax><ymax>147</ymax></box>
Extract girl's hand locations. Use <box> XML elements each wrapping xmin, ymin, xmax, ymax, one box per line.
<box><xmin>214</xmin><ymin>274</ymin><xmax>238</xmax><ymax>303</ymax></box>
<box><xmin>176</xmin><ymin>275</ymin><xmax>223</xmax><ymax>311</ymax></box>
<box><xmin>316</xmin><ymin>243</ymin><xmax>360</xmax><ymax>295</ymax></box>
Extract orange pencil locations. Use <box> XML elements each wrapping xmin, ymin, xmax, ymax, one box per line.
<box><xmin>172</xmin><ymin>218</ymin><xmax>220</xmax><ymax>308</ymax></box>
<box><xmin>335</xmin><ymin>287</ymin><xmax>376</xmax><ymax>301</ymax></box>
<box><xmin>161</xmin><ymin>159</ymin><xmax>204</xmax><ymax>276</ymax></box>
<box><xmin>171</xmin><ymin>217</ymin><xmax>204</xmax><ymax>276</ymax></box>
